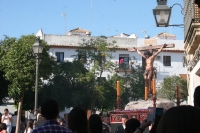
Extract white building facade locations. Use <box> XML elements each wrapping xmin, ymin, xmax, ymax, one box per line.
<box><xmin>36</xmin><ymin>29</ymin><xmax>186</xmax><ymax>88</ymax></box>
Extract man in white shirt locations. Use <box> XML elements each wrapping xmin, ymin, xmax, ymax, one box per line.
<box><xmin>115</xmin><ymin>114</ymin><xmax>128</xmax><ymax>133</ymax></box>
<box><xmin>1</xmin><ymin>108</ymin><xmax>12</xmax><ymax>133</ymax></box>
<box><xmin>11</xmin><ymin>111</ymin><xmax>17</xmax><ymax>133</ymax></box>
<box><xmin>29</xmin><ymin>109</ymin><xmax>34</xmax><ymax>120</ymax></box>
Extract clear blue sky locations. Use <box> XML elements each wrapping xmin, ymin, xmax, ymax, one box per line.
<box><xmin>0</xmin><ymin>0</ymin><xmax>184</xmax><ymax>40</ymax></box>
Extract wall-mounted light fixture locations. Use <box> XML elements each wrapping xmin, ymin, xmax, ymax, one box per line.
<box><xmin>153</xmin><ymin>0</ymin><xmax>184</xmax><ymax>27</ymax></box>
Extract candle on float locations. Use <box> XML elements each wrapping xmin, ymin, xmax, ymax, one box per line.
<box><xmin>87</xmin><ymin>110</ymin><xmax>91</xmax><ymax>119</ymax></box>
<box><xmin>145</xmin><ymin>87</ymin><xmax>148</xmax><ymax>100</ymax></box>
<box><xmin>152</xmin><ymin>79</ymin><xmax>156</xmax><ymax>94</ymax></box>
<box><xmin>176</xmin><ymin>85</ymin><xmax>180</xmax><ymax>99</ymax></box>
<box><xmin>117</xmin><ymin>81</ymin><xmax>120</xmax><ymax>96</ymax></box>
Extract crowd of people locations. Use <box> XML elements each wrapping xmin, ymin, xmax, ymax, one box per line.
<box><xmin>1</xmin><ymin>85</ymin><xmax>200</xmax><ymax>133</ymax></box>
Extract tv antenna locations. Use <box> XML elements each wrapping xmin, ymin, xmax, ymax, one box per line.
<box><xmin>142</xmin><ymin>30</ymin><xmax>147</xmax><ymax>35</ymax></box>
<box><xmin>90</xmin><ymin>0</ymin><xmax>93</xmax><ymax>31</ymax></box>
<box><xmin>62</xmin><ymin>12</ymin><xmax>67</xmax><ymax>35</ymax></box>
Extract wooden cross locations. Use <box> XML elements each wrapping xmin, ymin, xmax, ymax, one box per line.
<box><xmin>128</xmin><ymin>43</ymin><xmax>175</xmax><ymax>52</ymax></box>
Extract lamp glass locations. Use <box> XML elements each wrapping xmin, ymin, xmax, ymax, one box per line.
<box><xmin>32</xmin><ymin>39</ymin><xmax>44</xmax><ymax>54</ymax></box>
<box><xmin>155</xmin><ymin>10</ymin><xmax>170</xmax><ymax>26</ymax></box>
<box><xmin>153</xmin><ymin>1</ymin><xmax>171</xmax><ymax>27</ymax></box>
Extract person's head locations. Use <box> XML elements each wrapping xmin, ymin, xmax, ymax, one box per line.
<box><xmin>157</xmin><ymin>105</ymin><xmax>200</xmax><ymax>133</ymax></box>
<box><xmin>121</xmin><ymin>114</ymin><xmax>128</xmax><ymax>125</ymax></box>
<box><xmin>31</xmin><ymin>109</ymin><xmax>34</xmax><ymax>114</ymax></box>
<box><xmin>37</xmin><ymin>107</ymin><xmax>41</xmax><ymax>114</ymax></box>
<box><xmin>4</xmin><ymin>108</ymin><xmax>9</xmax><ymax>115</ymax></box>
<box><xmin>144</xmin><ymin>50</ymin><xmax>151</xmax><ymax>58</ymax></box>
<box><xmin>38</xmin><ymin>115</ymin><xmax>43</xmax><ymax>121</ymax></box>
<box><xmin>102</xmin><ymin>116</ymin><xmax>109</xmax><ymax>124</ymax></box>
<box><xmin>0</xmin><ymin>123</ymin><xmax>7</xmax><ymax>131</ymax></box>
<box><xmin>14</xmin><ymin>111</ymin><xmax>17</xmax><ymax>116</ymax></box>
<box><xmin>41</xmin><ymin>99</ymin><xmax>59</xmax><ymax>120</ymax></box>
<box><xmin>89</xmin><ymin>114</ymin><xmax>102</xmax><ymax>133</ymax></box>
<box><xmin>64</xmin><ymin>113</ymin><xmax>68</xmax><ymax>120</ymax></box>
<box><xmin>194</xmin><ymin>86</ymin><xmax>200</xmax><ymax>108</ymax></box>
<box><xmin>26</xmin><ymin>120</ymin><xmax>33</xmax><ymax>129</ymax></box>
<box><xmin>68</xmin><ymin>106</ymin><xmax>88</xmax><ymax>133</ymax></box>
<box><xmin>125</xmin><ymin>118</ymin><xmax>141</xmax><ymax>133</ymax></box>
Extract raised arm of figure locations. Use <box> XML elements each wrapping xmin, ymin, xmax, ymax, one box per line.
<box><xmin>134</xmin><ymin>47</ymin><xmax>146</xmax><ymax>59</ymax></box>
<box><xmin>153</xmin><ymin>44</ymin><xmax>167</xmax><ymax>57</ymax></box>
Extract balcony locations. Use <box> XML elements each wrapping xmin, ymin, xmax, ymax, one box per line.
<box><xmin>115</xmin><ymin>62</ymin><xmax>133</xmax><ymax>73</ymax></box>
<box><xmin>187</xmin><ymin>45</ymin><xmax>200</xmax><ymax>71</ymax></box>
<box><xmin>184</xmin><ymin>0</ymin><xmax>200</xmax><ymax>54</ymax></box>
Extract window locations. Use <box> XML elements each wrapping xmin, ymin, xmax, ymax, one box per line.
<box><xmin>163</xmin><ymin>56</ymin><xmax>171</xmax><ymax>66</ymax></box>
<box><xmin>119</xmin><ymin>54</ymin><xmax>129</xmax><ymax>69</ymax></box>
<box><xmin>78</xmin><ymin>51</ymin><xmax>86</xmax><ymax>63</ymax></box>
<box><xmin>183</xmin><ymin>56</ymin><xmax>186</xmax><ymax>67</ymax></box>
<box><xmin>97</xmin><ymin>53</ymin><xmax>106</xmax><ymax>66</ymax></box>
<box><xmin>56</xmin><ymin>52</ymin><xmax>64</xmax><ymax>62</ymax></box>
<box><xmin>155</xmin><ymin>56</ymin><xmax>161</xmax><ymax>60</ymax></box>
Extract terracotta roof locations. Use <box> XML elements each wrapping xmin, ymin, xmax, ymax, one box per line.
<box><xmin>49</xmin><ymin>45</ymin><xmax>184</xmax><ymax>52</ymax></box>
<box><xmin>151</xmin><ymin>32</ymin><xmax>176</xmax><ymax>39</ymax></box>
<box><xmin>144</xmin><ymin>39</ymin><xmax>157</xmax><ymax>46</ymax></box>
<box><xmin>157</xmin><ymin>32</ymin><xmax>176</xmax><ymax>37</ymax></box>
<box><xmin>69</xmin><ymin>28</ymin><xmax>91</xmax><ymax>33</ymax></box>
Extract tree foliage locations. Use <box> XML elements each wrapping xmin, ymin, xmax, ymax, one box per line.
<box><xmin>124</xmin><ymin>65</ymin><xmax>145</xmax><ymax>101</ymax></box>
<box><xmin>114</xmin><ymin>56</ymin><xmax>145</xmax><ymax>108</ymax></box>
<box><xmin>0</xmin><ymin>35</ymin><xmax>55</xmax><ymax>102</ymax></box>
<box><xmin>0</xmin><ymin>35</ymin><xmax>56</xmax><ymax>132</ymax></box>
<box><xmin>157</xmin><ymin>75</ymin><xmax>188</xmax><ymax>103</ymax></box>
<box><xmin>74</xmin><ymin>37</ymin><xmax>117</xmax><ymax>111</ymax></box>
<box><xmin>0</xmin><ymin>71</ymin><xmax>9</xmax><ymax>104</ymax></box>
<box><xmin>38</xmin><ymin>61</ymin><xmax>89</xmax><ymax>110</ymax></box>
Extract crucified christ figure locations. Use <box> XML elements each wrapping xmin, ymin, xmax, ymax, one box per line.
<box><xmin>134</xmin><ymin>44</ymin><xmax>167</xmax><ymax>93</ymax></box>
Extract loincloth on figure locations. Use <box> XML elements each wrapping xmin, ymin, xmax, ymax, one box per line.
<box><xmin>143</xmin><ymin>69</ymin><xmax>153</xmax><ymax>77</ymax></box>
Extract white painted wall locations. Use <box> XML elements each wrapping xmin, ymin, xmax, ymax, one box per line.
<box><xmin>49</xmin><ymin>48</ymin><xmax>77</xmax><ymax>62</ymax></box>
<box><xmin>41</xmin><ymin>32</ymin><xmax>186</xmax><ymax>91</ymax></box>
<box><xmin>188</xmin><ymin>60</ymin><xmax>200</xmax><ymax>105</ymax></box>
<box><xmin>49</xmin><ymin>47</ymin><xmax>186</xmax><ymax>89</ymax></box>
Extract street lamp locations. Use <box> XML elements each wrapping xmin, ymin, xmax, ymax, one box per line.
<box><xmin>153</xmin><ymin>0</ymin><xmax>184</xmax><ymax>27</ymax></box>
<box><xmin>153</xmin><ymin>0</ymin><xmax>171</xmax><ymax>27</ymax></box>
<box><xmin>32</xmin><ymin>37</ymin><xmax>43</xmax><ymax>122</ymax></box>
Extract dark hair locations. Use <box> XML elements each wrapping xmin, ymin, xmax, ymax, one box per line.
<box><xmin>14</xmin><ymin>111</ymin><xmax>17</xmax><ymax>115</ymax></box>
<box><xmin>68</xmin><ymin>106</ymin><xmax>88</xmax><ymax>133</ymax></box>
<box><xmin>4</xmin><ymin>108</ymin><xmax>8</xmax><ymax>112</ymax></box>
<box><xmin>41</xmin><ymin>99</ymin><xmax>59</xmax><ymax>120</ymax></box>
<box><xmin>144</xmin><ymin>51</ymin><xmax>151</xmax><ymax>56</ymax></box>
<box><xmin>125</xmin><ymin>118</ymin><xmax>141</xmax><ymax>133</ymax></box>
<box><xmin>157</xmin><ymin>105</ymin><xmax>200</xmax><ymax>133</ymax></box>
<box><xmin>89</xmin><ymin>114</ymin><xmax>103</xmax><ymax>133</ymax></box>
<box><xmin>0</xmin><ymin>123</ymin><xmax>7</xmax><ymax>131</ymax></box>
<box><xmin>194</xmin><ymin>86</ymin><xmax>200</xmax><ymax>107</ymax></box>
<box><xmin>121</xmin><ymin>114</ymin><xmax>128</xmax><ymax>119</ymax></box>
<box><xmin>25</xmin><ymin>120</ymin><xmax>33</xmax><ymax>133</ymax></box>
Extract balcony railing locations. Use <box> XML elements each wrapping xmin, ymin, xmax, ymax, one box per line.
<box><xmin>116</xmin><ymin>63</ymin><xmax>131</xmax><ymax>72</ymax></box>
<box><xmin>184</xmin><ymin>0</ymin><xmax>200</xmax><ymax>39</ymax></box>
<box><xmin>187</xmin><ymin>44</ymin><xmax>200</xmax><ymax>71</ymax></box>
